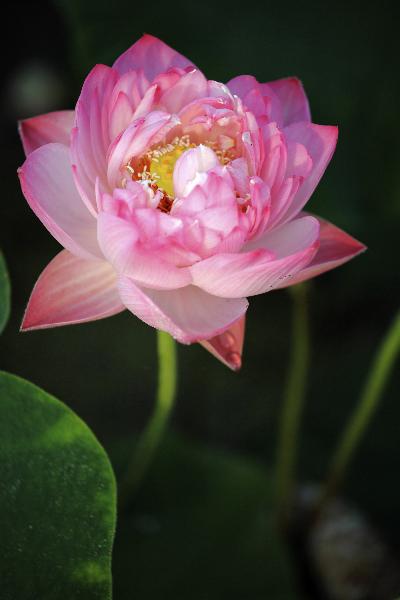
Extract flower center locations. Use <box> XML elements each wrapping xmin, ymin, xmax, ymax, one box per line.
<box><xmin>148</xmin><ymin>135</ymin><xmax>196</xmax><ymax>197</ymax></box>
<box><xmin>126</xmin><ymin>134</ymin><xmax>237</xmax><ymax>212</ymax></box>
<box><xmin>126</xmin><ymin>136</ymin><xmax>195</xmax><ymax>198</ymax></box>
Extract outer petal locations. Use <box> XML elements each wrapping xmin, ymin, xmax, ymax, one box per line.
<box><xmin>228</xmin><ymin>75</ymin><xmax>283</xmax><ymax>127</ymax></box>
<box><xmin>278</xmin><ymin>123</ymin><xmax>338</xmax><ymax>224</ymax></box>
<box><xmin>71</xmin><ymin>64</ymin><xmax>118</xmax><ymax>215</ymax></box>
<box><xmin>191</xmin><ymin>216</ymin><xmax>320</xmax><ymax>297</ymax></box>
<box><xmin>262</xmin><ymin>78</ymin><xmax>311</xmax><ymax>126</ymax></box>
<box><xmin>19</xmin><ymin>110</ymin><xmax>75</xmax><ymax>156</ymax></box>
<box><xmin>227</xmin><ymin>75</ymin><xmax>268</xmax><ymax>117</ymax></box>
<box><xmin>276</xmin><ymin>215</ymin><xmax>366</xmax><ymax>287</ymax></box>
<box><xmin>118</xmin><ymin>276</ymin><xmax>248</xmax><ymax>344</ymax></box>
<box><xmin>21</xmin><ymin>250</ymin><xmax>124</xmax><ymax>331</ymax></box>
<box><xmin>18</xmin><ymin>143</ymin><xmax>101</xmax><ymax>260</ymax></box>
<box><xmin>199</xmin><ymin>316</ymin><xmax>246</xmax><ymax>371</ymax></box>
<box><xmin>97</xmin><ymin>213</ymin><xmax>192</xmax><ymax>290</ymax></box>
<box><xmin>113</xmin><ymin>34</ymin><xmax>196</xmax><ymax>81</ymax></box>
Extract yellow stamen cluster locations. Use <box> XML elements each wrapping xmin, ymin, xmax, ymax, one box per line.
<box><xmin>148</xmin><ymin>135</ymin><xmax>196</xmax><ymax>197</ymax></box>
<box><xmin>126</xmin><ymin>136</ymin><xmax>195</xmax><ymax>197</ymax></box>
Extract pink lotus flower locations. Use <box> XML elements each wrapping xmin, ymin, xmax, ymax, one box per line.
<box><xmin>18</xmin><ymin>35</ymin><xmax>365</xmax><ymax>370</ymax></box>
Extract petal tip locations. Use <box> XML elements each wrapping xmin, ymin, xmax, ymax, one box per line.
<box><xmin>20</xmin><ymin>302</ymin><xmax>52</xmax><ymax>332</ymax></box>
<box><xmin>227</xmin><ymin>351</ymin><xmax>242</xmax><ymax>371</ymax></box>
<box><xmin>19</xmin><ymin>312</ymin><xmax>40</xmax><ymax>332</ymax></box>
<box><xmin>354</xmin><ymin>240</ymin><xmax>367</xmax><ymax>255</ymax></box>
<box><xmin>19</xmin><ymin>321</ymin><xmax>28</xmax><ymax>333</ymax></box>
<box><xmin>199</xmin><ymin>316</ymin><xmax>246</xmax><ymax>371</ymax></box>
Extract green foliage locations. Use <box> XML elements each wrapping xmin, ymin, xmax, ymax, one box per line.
<box><xmin>0</xmin><ymin>251</ymin><xmax>10</xmax><ymax>335</ymax></box>
<box><xmin>0</xmin><ymin>371</ymin><xmax>116</xmax><ymax>600</ymax></box>
<box><xmin>112</xmin><ymin>432</ymin><xmax>295</xmax><ymax>599</ymax></box>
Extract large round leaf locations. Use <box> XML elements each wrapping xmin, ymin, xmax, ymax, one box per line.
<box><xmin>0</xmin><ymin>251</ymin><xmax>10</xmax><ymax>335</ymax></box>
<box><xmin>0</xmin><ymin>371</ymin><xmax>116</xmax><ymax>599</ymax></box>
<box><xmin>112</xmin><ymin>433</ymin><xmax>295</xmax><ymax>599</ymax></box>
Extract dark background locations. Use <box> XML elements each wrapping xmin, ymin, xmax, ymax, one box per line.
<box><xmin>1</xmin><ymin>0</ymin><xmax>399</xmax><ymax>596</ymax></box>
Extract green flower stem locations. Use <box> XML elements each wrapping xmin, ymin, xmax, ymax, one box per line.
<box><xmin>119</xmin><ymin>330</ymin><xmax>177</xmax><ymax>509</ymax></box>
<box><xmin>276</xmin><ymin>283</ymin><xmax>310</xmax><ymax>528</ymax></box>
<box><xmin>320</xmin><ymin>307</ymin><xmax>400</xmax><ymax>507</ymax></box>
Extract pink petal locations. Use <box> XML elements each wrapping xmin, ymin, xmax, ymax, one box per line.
<box><xmin>19</xmin><ymin>110</ymin><xmax>75</xmax><ymax>156</ymax></box>
<box><xmin>244</xmin><ymin>177</ymin><xmax>271</xmax><ymax>240</ymax></box>
<box><xmin>260</xmin><ymin>123</ymin><xmax>287</xmax><ymax>193</ymax></box>
<box><xmin>21</xmin><ymin>250</ymin><xmax>124</xmax><ymax>331</ymax></box>
<box><xmin>262</xmin><ymin>78</ymin><xmax>311</xmax><ymax>126</ymax></box>
<box><xmin>97</xmin><ymin>212</ymin><xmax>192</xmax><ymax>290</ymax></box>
<box><xmin>278</xmin><ymin>122</ymin><xmax>338</xmax><ymax>224</ymax></box>
<box><xmin>109</xmin><ymin>69</ymin><xmax>150</xmax><ymax>113</ymax></box>
<box><xmin>113</xmin><ymin>34</ymin><xmax>195</xmax><ymax>81</ymax></box>
<box><xmin>268</xmin><ymin>175</ymin><xmax>302</xmax><ymax>228</ymax></box>
<box><xmin>199</xmin><ymin>315</ymin><xmax>246</xmax><ymax>371</ymax></box>
<box><xmin>18</xmin><ymin>143</ymin><xmax>101</xmax><ymax>260</ymax></box>
<box><xmin>228</xmin><ymin>75</ymin><xmax>283</xmax><ymax>126</ymax></box>
<box><xmin>173</xmin><ymin>145</ymin><xmax>220</xmax><ymax>197</ymax></box>
<box><xmin>158</xmin><ymin>68</ymin><xmax>208</xmax><ymax>113</ymax></box>
<box><xmin>132</xmin><ymin>84</ymin><xmax>158</xmax><ymax>118</ymax></box>
<box><xmin>153</xmin><ymin>68</ymin><xmax>183</xmax><ymax>94</ymax></box>
<box><xmin>109</xmin><ymin>91</ymin><xmax>134</xmax><ymax>141</ymax></box>
<box><xmin>178</xmin><ymin>95</ymin><xmax>234</xmax><ymax>128</ymax></box>
<box><xmin>286</xmin><ymin>141</ymin><xmax>312</xmax><ymax>178</ymax></box>
<box><xmin>71</xmin><ymin>64</ymin><xmax>119</xmax><ymax>215</ymax></box>
<box><xmin>226</xmin><ymin>75</ymin><xmax>258</xmax><ymax>97</ymax></box>
<box><xmin>246</xmin><ymin>214</ymin><xmax>319</xmax><ymax>254</ymax></box>
<box><xmin>108</xmin><ymin>71</ymin><xmax>152</xmax><ymax>138</ymax></box>
<box><xmin>242</xmin><ymin>119</ymin><xmax>264</xmax><ymax>176</ymax></box>
<box><xmin>118</xmin><ymin>276</ymin><xmax>248</xmax><ymax>343</ymax></box>
<box><xmin>106</xmin><ymin>111</ymin><xmax>178</xmax><ymax>189</ymax></box>
<box><xmin>276</xmin><ymin>214</ymin><xmax>366</xmax><ymax>287</ymax></box>
<box><xmin>227</xmin><ymin>76</ymin><xmax>264</xmax><ymax>109</ymax></box>
<box><xmin>191</xmin><ymin>216</ymin><xmax>320</xmax><ymax>297</ymax></box>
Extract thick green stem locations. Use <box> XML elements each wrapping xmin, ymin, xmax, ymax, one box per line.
<box><xmin>276</xmin><ymin>283</ymin><xmax>310</xmax><ymax>528</ymax></box>
<box><xmin>118</xmin><ymin>330</ymin><xmax>177</xmax><ymax>509</ymax></box>
<box><xmin>320</xmin><ymin>308</ymin><xmax>400</xmax><ymax>507</ymax></box>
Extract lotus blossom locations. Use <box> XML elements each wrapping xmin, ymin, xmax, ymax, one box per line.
<box><xmin>18</xmin><ymin>35</ymin><xmax>365</xmax><ymax>370</ymax></box>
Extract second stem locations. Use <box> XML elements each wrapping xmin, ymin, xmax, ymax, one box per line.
<box><xmin>276</xmin><ymin>283</ymin><xmax>310</xmax><ymax>528</ymax></box>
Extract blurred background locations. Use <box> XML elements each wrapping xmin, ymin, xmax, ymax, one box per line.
<box><xmin>1</xmin><ymin>0</ymin><xmax>399</xmax><ymax>597</ymax></box>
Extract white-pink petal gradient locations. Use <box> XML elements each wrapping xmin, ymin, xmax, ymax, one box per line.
<box><xmin>18</xmin><ymin>143</ymin><xmax>101</xmax><ymax>260</ymax></box>
<box><xmin>191</xmin><ymin>216</ymin><xmax>320</xmax><ymax>297</ymax></box>
<box><xmin>97</xmin><ymin>212</ymin><xmax>192</xmax><ymax>290</ymax></box>
<box><xmin>71</xmin><ymin>64</ymin><xmax>119</xmax><ymax>215</ymax></box>
<box><xmin>21</xmin><ymin>250</ymin><xmax>124</xmax><ymax>331</ymax></box>
<box><xmin>275</xmin><ymin>215</ymin><xmax>366</xmax><ymax>287</ymax></box>
<box><xmin>118</xmin><ymin>276</ymin><xmax>248</xmax><ymax>344</ymax></box>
